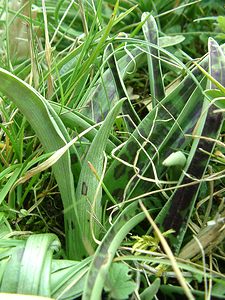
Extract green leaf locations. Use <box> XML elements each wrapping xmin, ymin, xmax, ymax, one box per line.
<box><xmin>1</xmin><ymin>234</ymin><xmax>60</xmax><ymax>297</ymax></box>
<box><xmin>0</xmin><ymin>68</ymin><xmax>78</xmax><ymax>259</ymax></box>
<box><xmin>83</xmin><ymin>202</ymin><xmax>156</xmax><ymax>300</ymax></box>
<box><xmin>155</xmin><ymin>38</ymin><xmax>224</xmax><ymax>254</ymax></box>
<box><xmin>212</xmin><ymin>281</ymin><xmax>225</xmax><ymax>296</ymax></box>
<box><xmin>217</xmin><ymin>16</ymin><xmax>225</xmax><ymax>33</ymax></box>
<box><xmin>0</xmin><ymin>166</ymin><xmax>22</xmax><ymax>204</ymax></box>
<box><xmin>104</xmin><ymin>59</ymin><xmax>208</xmax><ymax>203</ymax></box>
<box><xmin>106</xmin><ymin>43</ymin><xmax>141</xmax><ymax>130</ymax></box>
<box><xmin>51</xmin><ymin>257</ymin><xmax>91</xmax><ymax>299</ymax></box>
<box><xmin>205</xmin><ymin>88</ymin><xmax>225</xmax><ymax>99</ymax></box>
<box><xmin>80</xmin><ymin>47</ymin><xmax>144</xmax><ymax>123</ymax></box>
<box><xmin>142</xmin><ymin>13</ymin><xmax>165</xmax><ymax>107</ymax></box>
<box><xmin>104</xmin><ymin>263</ymin><xmax>136</xmax><ymax>300</ymax></box>
<box><xmin>140</xmin><ymin>278</ymin><xmax>161</xmax><ymax>300</ymax></box>
<box><xmin>162</xmin><ymin>151</ymin><xmax>186</xmax><ymax>167</ymax></box>
<box><xmin>75</xmin><ymin>99</ymin><xmax>125</xmax><ymax>259</ymax></box>
<box><xmin>159</xmin><ymin>35</ymin><xmax>185</xmax><ymax>48</ymax></box>
<box><xmin>205</xmin><ymin>88</ymin><xmax>225</xmax><ymax>109</ymax></box>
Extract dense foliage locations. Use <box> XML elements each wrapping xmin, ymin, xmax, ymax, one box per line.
<box><xmin>0</xmin><ymin>1</ymin><xmax>225</xmax><ymax>299</ymax></box>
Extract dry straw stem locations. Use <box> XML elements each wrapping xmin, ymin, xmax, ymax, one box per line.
<box><xmin>42</xmin><ymin>0</ymin><xmax>54</xmax><ymax>98</ymax></box>
<box><xmin>8</xmin><ymin>0</ymin><xmax>31</xmax><ymax>59</ymax></box>
<box><xmin>9</xmin><ymin>121</ymin><xmax>102</xmax><ymax>194</ymax></box>
<box><xmin>179</xmin><ymin>209</ymin><xmax>225</xmax><ymax>260</ymax></box>
<box><xmin>139</xmin><ymin>200</ymin><xmax>195</xmax><ymax>300</ymax></box>
<box><xmin>108</xmin><ymin>179</ymin><xmax>200</xmax><ymax>211</ymax></box>
<box><xmin>78</xmin><ymin>0</ymin><xmax>89</xmax><ymax>36</ymax></box>
<box><xmin>155</xmin><ymin>0</ymin><xmax>201</xmax><ymax>18</ymax></box>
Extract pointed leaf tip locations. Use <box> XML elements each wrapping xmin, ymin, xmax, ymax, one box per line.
<box><xmin>162</xmin><ymin>151</ymin><xmax>186</xmax><ymax>167</ymax></box>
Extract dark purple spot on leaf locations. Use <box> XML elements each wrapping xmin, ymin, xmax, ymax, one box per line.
<box><xmin>70</xmin><ymin>153</ymin><xmax>78</xmax><ymax>164</ymax></box>
<box><xmin>139</xmin><ymin>128</ymin><xmax>148</xmax><ymax>139</ymax></box>
<box><xmin>128</xmin><ymin>169</ymin><xmax>135</xmax><ymax>180</ymax></box>
<box><xmin>82</xmin><ymin>182</ymin><xmax>88</xmax><ymax>195</ymax></box>
<box><xmin>114</xmin><ymin>164</ymin><xmax>127</xmax><ymax>180</ymax></box>
<box><xmin>71</xmin><ymin>221</ymin><xmax>75</xmax><ymax>230</ymax></box>
<box><xmin>112</xmin><ymin>188</ymin><xmax>124</xmax><ymax>201</ymax></box>
<box><xmin>126</xmin><ymin>141</ymin><xmax>138</xmax><ymax>157</ymax></box>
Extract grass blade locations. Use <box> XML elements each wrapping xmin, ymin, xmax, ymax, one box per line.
<box><xmin>0</xmin><ymin>166</ymin><xmax>22</xmax><ymax>204</ymax></box>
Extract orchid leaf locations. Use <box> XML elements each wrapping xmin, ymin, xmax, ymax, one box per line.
<box><xmin>0</xmin><ymin>68</ymin><xmax>78</xmax><ymax>259</ymax></box>
<box><xmin>142</xmin><ymin>13</ymin><xmax>165</xmax><ymax>106</ymax></box>
<box><xmin>155</xmin><ymin>38</ymin><xmax>224</xmax><ymax>254</ymax></box>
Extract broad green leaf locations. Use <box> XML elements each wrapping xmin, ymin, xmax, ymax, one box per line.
<box><xmin>140</xmin><ymin>278</ymin><xmax>161</xmax><ymax>300</ymax></box>
<box><xmin>80</xmin><ymin>47</ymin><xmax>144</xmax><ymax>122</ymax></box>
<box><xmin>205</xmin><ymin>89</ymin><xmax>224</xmax><ymax>99</ymax></box>
<box><xmin>1</xmin><ymin>234</ymin><xmax>60</xmax><ymax>297</ymax></box>
<box><xmin>17</xmin><ymin>234</ymin><xmax>60</xmax><ymax>296</ymax></box>
<box><xmin>51</xmin><ymin>257</ymin><xmax>91</xmax><ymax>299</ymax></box>
<box><xmin>159</xmin><ymin>35</ymin><xmax>185</xmax><ymax>48</ymax></box>
<box><xmin>104</xmin><ymin>263</ymin><xmax>136</xmax><ymax>300</ymax></box>
<box><xmin>104</xmin><ymin>58</ymin><xmax>208</xmax><ymax>204</ymax></box>
<box><xmin>155</xmin><ymin>38</ymin><xmax>224</xmax><ymax>254</ymax></box>
<box><xmin>212</xmin><ymin>282</ymin><xmax>225</xmax><ymax>296</ymax></box>
<box><xmin>75</xmin><ymin>99</ymin><xmax>124</xmax><ymax>259</ymax></box>
<box><xmin>0</xmin><ymin>246</ymin><xmax>25</xmax><ymax>293</ymax></box>
<box><xmin>205</xmin><ymin>88</ymin><xmax>225</xmax><ymax>109</ymax></box>
<box><xmin>0</xmin><ymin>68</ymin><xmax>77</xmax><ymax>259</ymax></box>
<box><xmin>142</xmin><ymin>13</ymin><xmax>165</xmax><ymax>107</ymax></box>
<box><xmin>106</xmin><ymin>43</ymin><xmax>141</xmax><ymax>130</ymax></box>
<box><xmin>83</xmin><ymin>201</ymin><xmax>156</xmax><ymax>300</ymax></box>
